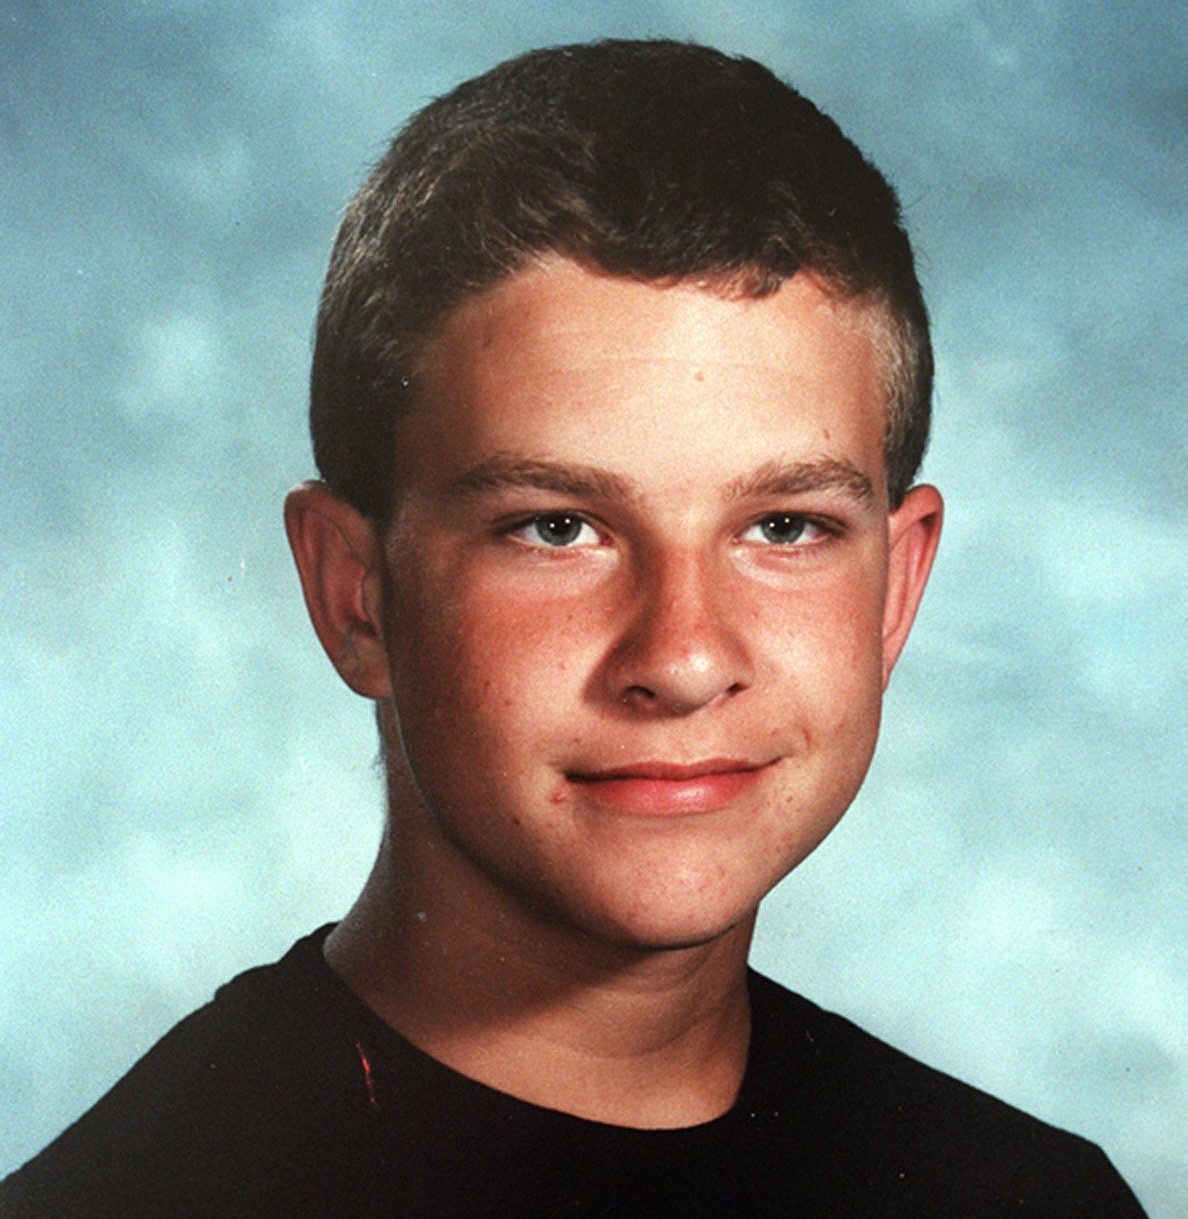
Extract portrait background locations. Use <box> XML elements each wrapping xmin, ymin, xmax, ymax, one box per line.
<box><xmin>2</xmin><ymin>3</ymin><xmax>1183</xmax><ymax>1213</ymax></box>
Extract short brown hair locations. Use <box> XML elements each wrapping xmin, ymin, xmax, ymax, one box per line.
<box><xmin>311</xmin><ymin>39</ymin><xmax>932</xmax><ymax>515</ymax></box>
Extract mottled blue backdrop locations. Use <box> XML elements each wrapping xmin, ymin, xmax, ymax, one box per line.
<box><xmin>2</xmin><ymin>3</ymin><xmax>1184</xmax><ymax>1213</ymax></box>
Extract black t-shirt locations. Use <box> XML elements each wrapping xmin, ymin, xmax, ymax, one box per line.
<box><xmin>3</xmin><ymin>926</ymin><xmax>1146</xmax><ymax>1217</ymax></box>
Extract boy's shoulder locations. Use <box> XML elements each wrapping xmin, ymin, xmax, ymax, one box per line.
<box><xmin>1</xmin><ymin>927</ymin><xmax>378</xmax><ymax>1217</ymax></box>
<box><xmin>745</xmin><ymin>968</ymin><xmax>1143</xmax><ymax>1213</ymax></box>
<box><xmin>2</xmin><ymin>930</ymin><xmax>1145</xmax><ymax>1217</ymax></box>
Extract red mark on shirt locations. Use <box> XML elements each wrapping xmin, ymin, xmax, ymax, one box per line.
<box><xmin>355</xmin><ymin>1039</ymin><xmax>379</xmax><ymax>1109</ymax></box>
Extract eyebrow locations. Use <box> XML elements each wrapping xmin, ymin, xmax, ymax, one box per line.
<box><xmin>725</xmin><ymin>457</ymin><xmax>876</xmax><ymax>507</ymax></box>
<box><xmin>445</xmin><ymin>455</ymin><xmax>638</xmax><ymax>502</ymax></box>
<box><xmin>445</xmin><ymin>452</ymin><xmax>875</xmax><ymax>508</ymax></box>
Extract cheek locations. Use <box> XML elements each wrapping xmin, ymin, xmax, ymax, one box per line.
<box><xmin>387</xmin><ymin>569</ymin><xmax>593</xmax><ymax>749</ymax></box>
<box><xmin>764</xmin><ymin>576</ymin><xmax>885</xmax><ymax>738</ymax></box>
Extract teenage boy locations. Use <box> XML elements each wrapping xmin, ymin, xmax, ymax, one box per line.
<box><xmin>4</xmin><ymin>39</ymin><xmax>1146</xmax><ymax>1218</ymax></box>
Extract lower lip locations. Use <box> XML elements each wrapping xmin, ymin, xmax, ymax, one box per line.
<box><xmin>569</xmin><ymin>767</ymin><xmax>769</xmax><ymax>816</ymax></box>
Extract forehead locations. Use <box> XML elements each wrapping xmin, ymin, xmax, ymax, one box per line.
<box><xmin>400</xmin><ymin>258</ymin><xmax>889</xmax><ymax>501</ymax></box>
<box><xmin>423</xmin><ymin>258</ymin><xmax>882</xmax><ymax>378</ymax></box>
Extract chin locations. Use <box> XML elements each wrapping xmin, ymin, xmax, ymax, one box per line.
<box><xmin>525</xmin><ymin>812</ymin><xmax>842</xmax><ymax>956</ymax></box>
<box><xmin>553</xmin><ymin>873</ymin><xmax>768</xmax><ymax>956</ymax></box>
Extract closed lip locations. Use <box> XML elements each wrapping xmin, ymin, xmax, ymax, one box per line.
<box><xmin>565</xmin><ymin>758</ymin><xmax>775</xmax><ymax>816</ymax></box>
<box><xmin>568</xmin><ymin>758</ymin><xmax>769</xmax><ymax>782</ymax></box>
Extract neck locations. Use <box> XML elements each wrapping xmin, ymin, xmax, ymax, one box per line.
<box><xmin>325</xmin><ymin>822</ymin><xmax>756</xmax><ymax>1129</ymax></box>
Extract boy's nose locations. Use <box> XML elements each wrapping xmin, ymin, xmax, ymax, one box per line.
<box><xmin>602</xmin><ymin>551</ymin><xmax>753</xmax><ymax>716</ymax></box>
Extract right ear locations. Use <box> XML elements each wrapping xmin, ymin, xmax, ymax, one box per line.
<box><xmin>283</xmin><ymin>481</ymin><xmax>392</xmax><ymax>699</ymax></box>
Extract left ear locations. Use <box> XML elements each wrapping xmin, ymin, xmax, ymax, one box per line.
<box><xmin>881</xmin><ymin>483</ymin><xmax>943</xmax><ymax>689</ymax></box>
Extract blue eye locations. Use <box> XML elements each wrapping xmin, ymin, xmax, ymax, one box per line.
<box><xmin>512</xmin><ymin>513</ymin><xmax>600</xmax><ymax>548</ymax></box>
<box><xmin>740</xmin><ymin>514</ymin><xmax>823</xmax><ymax>545</ymax></box>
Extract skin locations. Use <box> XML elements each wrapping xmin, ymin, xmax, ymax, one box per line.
<box><xmin>285</xmin><ymin>257</ymin><xmax>943</xmax><ymax>1128</ymax></box>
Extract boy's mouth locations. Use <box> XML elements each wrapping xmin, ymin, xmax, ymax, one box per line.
<box><xmin>566</xmin><ymin>759</ymin><xmax>774</xmax><ymax>816</ymax></box>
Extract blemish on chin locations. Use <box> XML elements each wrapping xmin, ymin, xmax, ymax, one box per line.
<box><xmin>550</xmin><ymin>785</ymin><xmax>569</xmax><ymax>805</ymax></box>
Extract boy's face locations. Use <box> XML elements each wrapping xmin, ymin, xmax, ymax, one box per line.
<box><xmin>348</xmin><ymin>258</ymin><xmax>939</xmax><ymax>951</ymax></box>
